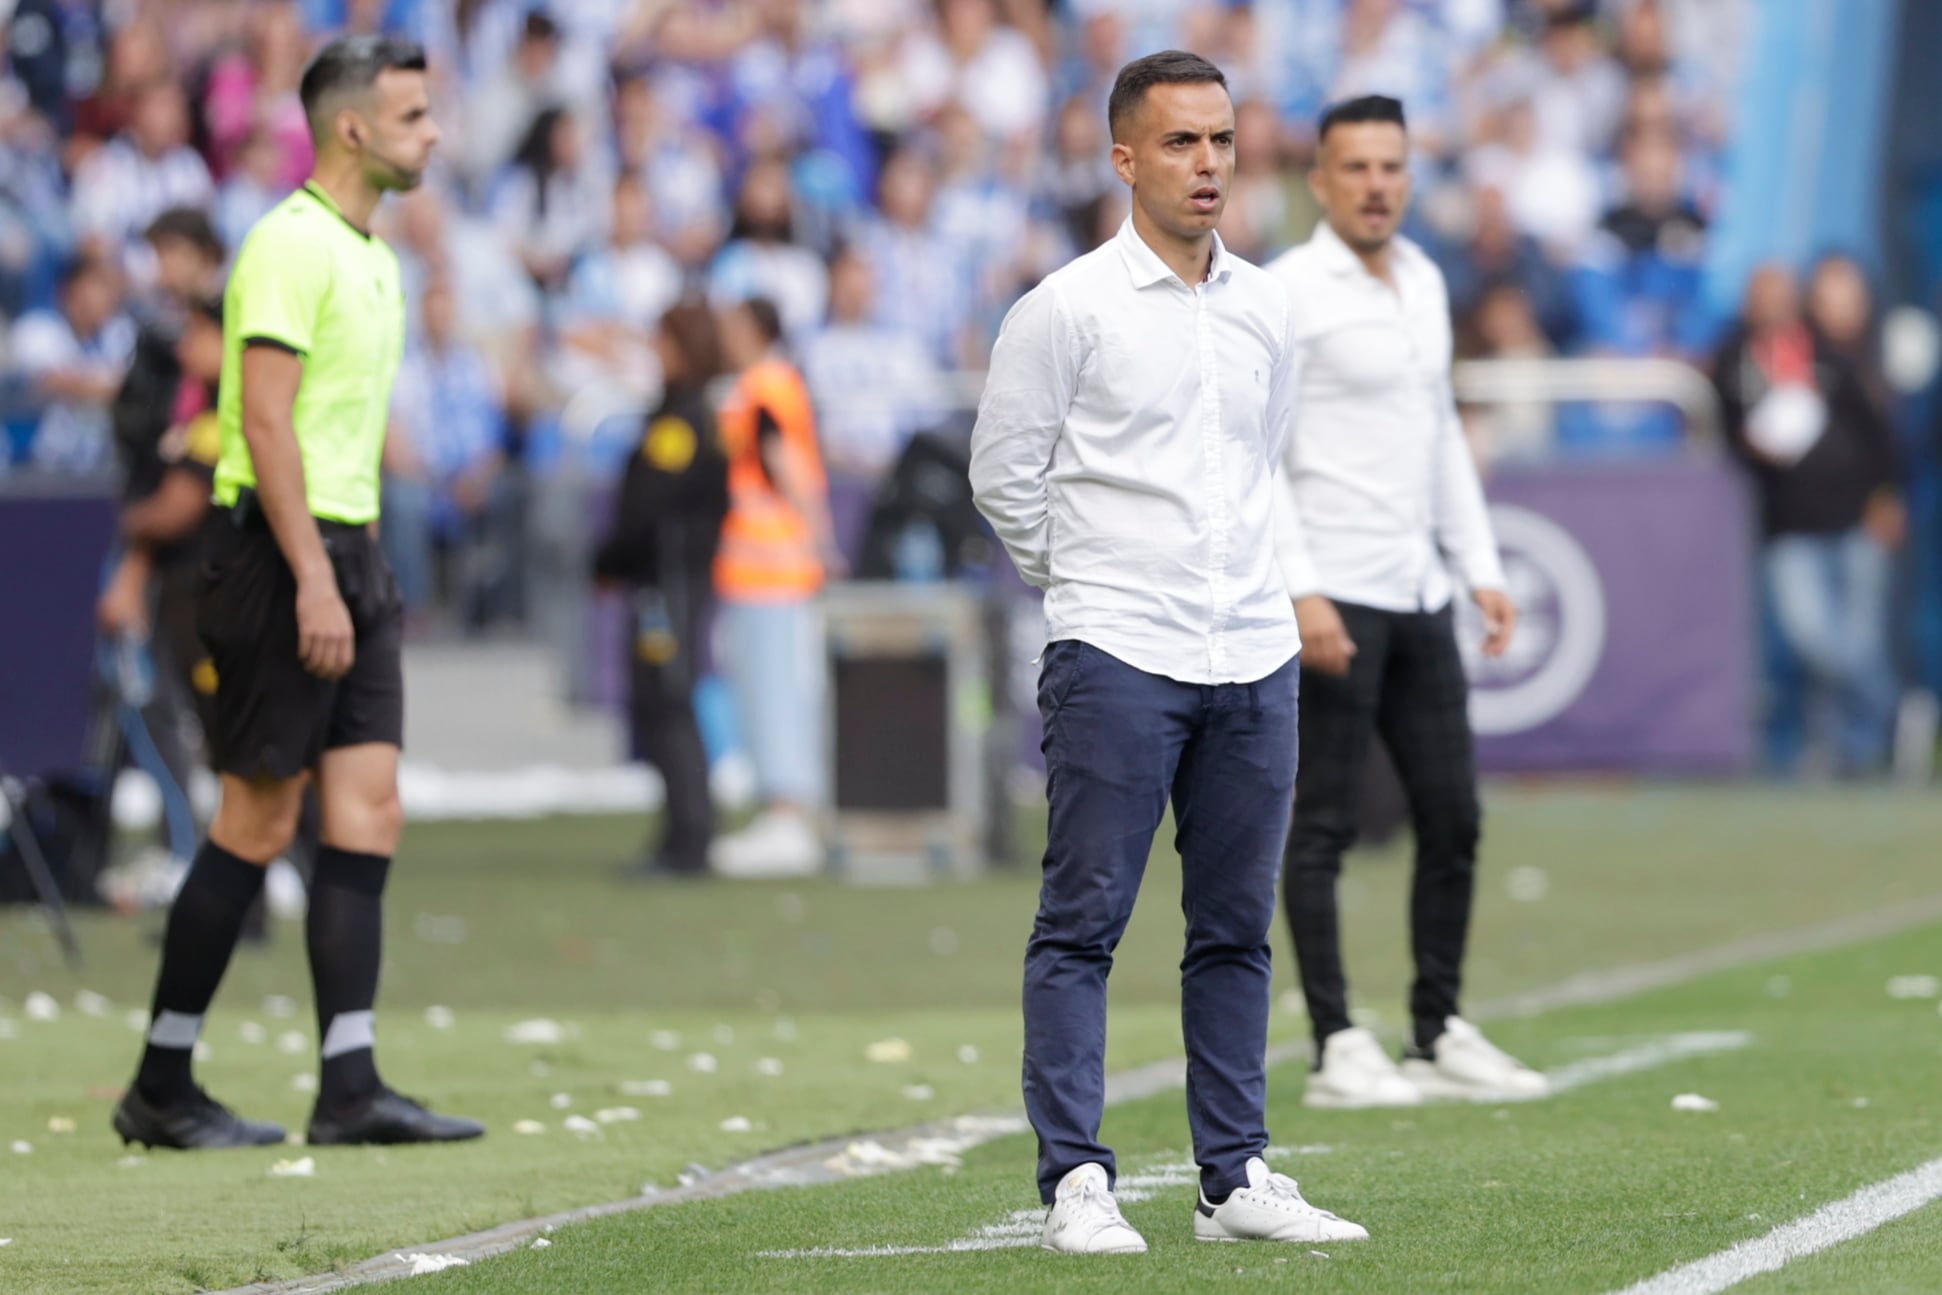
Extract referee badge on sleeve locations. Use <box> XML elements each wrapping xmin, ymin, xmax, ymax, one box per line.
<box><xmin>642</xmin><ymin>416</ymin><xmax>698</xmax><ymax>472</ymax></box>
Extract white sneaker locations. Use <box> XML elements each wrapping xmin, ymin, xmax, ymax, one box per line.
<box><xmin>1303</xmin><ymin>1027</ymin><xmax>1424</xmax><ymax>1109</ymax></box>
<box><xmin>708</xmin><ymin>809</ymin><xmax>822</xmax><ymax>879</ymax></box>
<box><xmin>1194</xmin><ymin>1156</ymin><xmax>1369</xmax><ymax>1243</ymax></box>
<box><xmin>1400</xmin><ymin>1017</ymin><xmax>1550</xmax><ymax>1102</ymax></box>
<box><xmin>1040</xmin><ymin>1163</ymin><xmax>1148</xmax><ymax>1254</ymax></box>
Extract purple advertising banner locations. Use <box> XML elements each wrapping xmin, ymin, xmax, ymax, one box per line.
<box><xmin>0</xmin><ymin>486</ymin><xmax>117</xmax><ymax>779</ymax></box>
<box><xmin>1465</xmin><ymin>459</ymin><xmax>1754</xmax><ymax>773</ymax></box>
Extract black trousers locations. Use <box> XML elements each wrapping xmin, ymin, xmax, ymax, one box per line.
<box><xmin>1282</xmin><ymin>601</ymin><xmax>1481</xmax><ymax>1051</ymax></box>
<box><xmin>627</xmin><ymin>580</ymin><xmax>713</xmax><ymax>872</ymax></box>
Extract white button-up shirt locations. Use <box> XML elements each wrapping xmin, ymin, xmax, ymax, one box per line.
<box><xmin>1265</xmin><ymin>221</ymin><xmax>1505</xmax><ymax>612</ymax></box>
<box><xmin>971</xmin><ymin>218</ymin><xmax>1301</xmax><ymax>685</ymax></box>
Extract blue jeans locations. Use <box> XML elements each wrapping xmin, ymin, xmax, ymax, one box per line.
<box><xmin>718</xmin><ymin>599</ymin><xmax>825</xmax><ymax>806</ymax></box>
<box><xmin>1024</xmin><ymin>641</ymin><xmax>1299</xmax><ymax>1204</ymax></box>
<box><xmin>1763</xmin><ymin>528</ymin><xmax>1897</xmax><ymax>774</ymax></box>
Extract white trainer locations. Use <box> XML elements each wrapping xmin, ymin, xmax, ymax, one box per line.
<box><xmin>1040</xmin><ymin>1163</ymin><xmax>1148</xmax><ymax>1255</ymax></box>
<box><xmin>1303</xmin><ymin>1027</ymin><xmax>1424</xmax><ymax>1109</ymax></box>
<box><xmin>1400</xmin><ymin>1017</ymin><xmax>1551</xmax><ymax>1102</ymax></box>
<box><xmin>1194</xmin><ymin>1156</ymin><xmax>1369</xmax><ymax>1243</ymax></box>
<box><xmin>708</xmin><ymin>809</ymin><xmax>823</xmax><ymax>879</ymax></box>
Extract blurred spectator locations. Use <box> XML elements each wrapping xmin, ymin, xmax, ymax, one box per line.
<box><xmin>214</xmin><ymin>126</ymin><xmax>290</xmax><ymax>252</ymax></box>
<box><xmin>1325</xmin><ymin>0</ymin><xmax>1452</xmax><ymax>157</ymax></box>
<box><xmin>931</xmin><ymin>102</ymin><xmax>1033</xmax><ymax>329</ymax></box>
<box><xmin>711</xmin><ymin>297</ymin><xmax>837</xmax><ymax>878</ymax></box>
<box><xmin>490</xmin><ymin>105</ymin><xmax>609</xmax><ymax>293</ymax></box>
<box><xmin>720</xmin><ymin>0</ymin><xmax>874</xmax><ymax>206</ymax></box>
<box><xmin>6</xmin><ymin>0</ymin><xmax>109</xmax><ymax>140</ymax></box>
<box><xmin>200</xmin><ymin>0</ymin><xmax>313</xmax><ymax>187</ymax></box>
<box><xmin>458</xmin><ymin>8</ymin><xmax>566</xmax><ymax>190</ymax></box>
<box><xmin>1806</xmin><ymin>252</ymin><xmax>1892</xmax><ymax>415</ymax></box>
<box><xmin>70</xmin><ymin>14</ymin><xmax>167</xmax><ymax>147</ymax></box>
<box><xmin>592</xmin><ymin>300</ymin><xmax>732</xmax><ymax>881</ymax></box>
<box><xmin>1511</xmin><ymin>7</ymin><xmax>1628</xmax><ymax>157</ymax></box>
<box><xmin>1572</xmin><ymin>123</ymin><xmax>1715</xmax><ymax>361</ymax></box>
<box><xmin>1438</xmin><ymin>184</ymin><xmax>1577</xmax><ymax>350</ymax></box>
<box><xmin>1714</xmin><ymin>265</ymin><xmax>1904</xmax><ymax>777</ymax></box>
<box><xmin>68</xmin><ymin>80</ymin><xmax>213</xmax><ymax>262</ymax></box>
<box><xmin>901</xmin><ymin>0</ymin><xmax>1049</xmax><ymax>144</ymax></box>
<box><xmin>0</xmin><ymin>94</ymin><xmax>73</xmax><ymax>317</ymax></box>
<box><xmin>853</xmin><ymin>144</ymin><xmax>973</xmax><ymax>365</ymax></box>
<box><xmin>1464</xmin><ymin>96</ymin><xmax>1599</xmax><ymax>255</ymax></box>
<box><xmin>386</xmin><ymin>183</ymin><xmax>538</xmax><ymax>369</ymax></box>
<box><xmin>6</xmin><ymin>247</ymin><xmax>134</xmax><ymax>472</ymax></box>
<box><xmin>382</xmin><ymin>274</ymin><xmax>515</xmax><ymax>630</ymax></box>
<box><xmin>549</xmin><ymin>173</ymin><xmax>677</xmax><ymax>411</ymax></box>
<box><xmin>111</xmin><ymin>208</ymin><xmax>225</xmax><ymax>483</ymax></box>
<box><xmin>611</xmin><ymin>71</ymin><xmax>727</xmax><ymax>270</ymax></box>
<box><xmin>1040</xmin><ymin>92</ymin><xmax>1116</xmax><ymax>257</ymax></box>
<box><xmin>800</xmin><ymin>243</ymin><xmax>947</xmax><ymax>478</ymax></box>
<box><xmin>565</xmin><ymin>174</ymin><xmax>684</xmax><ymax>335</ymax></box>
<box><xmin>1456</xmin><ymin>279</ymin><xmax>1558</xmax><ymax>465</ymax></box>
<box><xmin>708</xmin><ymin>156</ymin><xmax>828</xmax><ymax>340</ymax></box>
<box><xmin>1220</xmin><ymin>97</ymin><xmax>1313</xmax><ymax>264</ymax></box>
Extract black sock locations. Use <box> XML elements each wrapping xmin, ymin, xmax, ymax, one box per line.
<box><xmin>135</xmin><ymin>841</ymin><xmax>268</xmax><ymax>1104</ymax></box>
<box><xmin>307</xmin><ymin>846</ymin><xmax>391</xmax><ymax>1109</ymax></box>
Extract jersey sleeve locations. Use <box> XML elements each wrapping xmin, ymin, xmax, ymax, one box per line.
<box><xmin>229</xmin><ymin>216</ymin><xmax>331</xmax><ymax>356</ymax></box>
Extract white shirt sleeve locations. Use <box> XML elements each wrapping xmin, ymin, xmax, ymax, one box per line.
<box><xmin>1270</xmin><ymin>293</ymin><xmax>1322</xmax><ymax>601</ymax></box>
<box><xmin>1433</xmin><ymin>372</ymin><xmax>1508</xmax><ymax>592</ymax></box>
<box><xmin>970</xmin><ymin>284</ymin><xmax>1075</xmax><ymax>589</ymax></box>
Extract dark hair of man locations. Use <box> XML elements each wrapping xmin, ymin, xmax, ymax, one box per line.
<box><xmin>739</xmin><ymin>297</ymin><xmax>785</xmax><ymax>348</ymax></box>
<box><xmin>1317</xmin><ymin>94</ymin><xmax>1407</xmax><ymax>143</ymax></box>
<box><xmin>298</xmin><ymin>35</ymin><xmax>428</xmax><ymax>143</ymax></box>
<box><xmin>660</xmin><ymin>299</ymin><xmax>727</xmax><ymax>388</ymax></box>
<box><xmin>1107</xmin><ymin>50</ymin><xmax>1228</xmax><ymax>143</ymax></box>
<box><xmin>144</xmin><ymin>207</ymin><xmax>225</xmax><ymax>263</ymax></box>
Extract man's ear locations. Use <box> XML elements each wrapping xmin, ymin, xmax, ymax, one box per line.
<box><xmin>1111</xmin><ymin>140</ymin><xmax>1136</xmax><ymax>190</ymax></box>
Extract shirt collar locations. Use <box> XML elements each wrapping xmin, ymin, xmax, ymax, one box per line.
<box><xmin>1310</xmin><ymin>216</ymin><xmax>1420</xmax><ymax>285</ymax></box>
<box><xmin>1115</xmin><ymin>216</ymin><xmax>1234</xmax><ymax>290</ymax></box>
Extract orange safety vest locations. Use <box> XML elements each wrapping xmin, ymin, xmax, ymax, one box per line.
<box><xmin>714</xmin><ymin>357</ymin><xmax>827</xmax><ymax>602</ymax></box>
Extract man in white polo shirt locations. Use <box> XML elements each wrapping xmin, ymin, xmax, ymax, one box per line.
<box><xmin>972</xmin><ymin>51</ymin><xmax>1367</xmax><ymax>1255</ymax></box>
<box><xmin>1267</xmin><ymin>95</ymin><xmax>1549</xmax><ymax>1109</ymax></box>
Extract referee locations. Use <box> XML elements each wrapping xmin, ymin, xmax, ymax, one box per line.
<box><xmin>114</xmin><ymin>36</ymin><xmax>482</xmax><ymax>1150</ymax></box>
<box><xmin>1266</xmin><ymin>96</ymin><xmax>1547</xmax><ymax>1108</ymax></box>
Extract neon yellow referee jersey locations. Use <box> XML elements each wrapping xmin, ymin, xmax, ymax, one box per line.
<box><xmin>213</xmin><ymin>182</ymin><xmax>406</xmax><ymax>525</ymax></box>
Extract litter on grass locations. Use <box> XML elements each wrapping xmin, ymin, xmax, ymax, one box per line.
<box><xmin>10</xmin><ymin>1141</ymin><xmax>31</xmax><ymax>1155</ymax></box>
<box><xmin>277</xmin><ymin>1031</ymin><xmax>307</xmax><ymax>1055</ymax></box>
<box><xmin>958</xmin><ymin>1045</ymin><xmax>980</xmax><ymax>1064</ymax></box>
<box><xmin>239</xmin><ymin>1021</ymin><xmax>266</xmax><ymax>1045</ymax></box>
<box><xmin>1672</xmin><ymin>1093</ymin><xmax>1719</xmax><ymax>1112</ymax></box>
<box><xmin>650</xmin><ymin>1030</ymin><xmax>681</xmax><ymax>1051</ymax></box>
<box><xmin>424</xmin><ymin>1005</ymin><xmax>456</xmax><ymax>1029</ymax></box>
<box><xmin>719</xmin><ymin>1116</ymin><xmax>752</xmax><ymax>1133</ymax></box>
<box><xmin>562</xmin><ymin>1116</ymin><xmax>601</xmax><ymax>1137</ymax></box>
<box><xmin>531</xmin><ymin>1238</ymin><xmax>552</xmax><ymax>1250</ymax></box>
<box><xmin>399</xmin><ymin>1252</ymin><xmax>468</xmax><ymax>1275</ymax></box>
<box><xmin>73</xmin><ymin>990</ymin><xmax>111</xmax><ymax>1016</ymax></box>
<box><xmin>46</xmin><ymin>1116</ymin><xmax>74</xmax><ymax>1134</ymax></box>
<box><xmin>687</xmin><ymin>1053</ymin><xmax>718</xmax><ymax>1074</ymax></box>
<box><xmin>619</xmin><ymin>1079</ymin><xmax>672</xmax><ymax>1098</ymax></box>
<box><xmin>24</xmin><ymin>993</ymin><xmax>58</xmax><ymax>1022</ymax></box>
<box><xmin>1887</xmin><ymin>975</ymin><xmax>1940</xmax><ymax>1000</ymax></box>
<box><xmin>503</xmin><ymin>1019</ymin><xmax>569</xmax><ymax>1045</ymax></box>
<box><xmin>756</xmin><ymin>1058</ymin><xmax>785</xmax><ymax>1077</ymax></box>
<box><xmin>270</xmin><ymin>1157</ymin><xmax>316</xmax><ymax>1177</ymax></box>
<box><xmin>549</xmin><ymin>1093</ymin><xmax>573</xmax><ymax>1110</ymax></box>
<box><xmin>866</xmin><ymin>1037</ymin><xmax>912</xmax><ymax>1063</ymax></box>
<box><xmin>512</xmin><ymin>1120</ymin><xmax>546</xmax><ymax>1135</ymax></box>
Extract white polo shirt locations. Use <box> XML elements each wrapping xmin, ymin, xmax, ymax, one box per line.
<box><xmin>971</xmin><ymin>218</ymin><xmax>1301</xmax><ymax>686</ymax></box>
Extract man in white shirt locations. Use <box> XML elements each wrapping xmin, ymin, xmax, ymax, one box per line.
<box><xmin>1266</xmin><ymin>95</ymin><xmax>1548</xmax><ymax>1110</ymax></box>
<box><xmin>971</xmin><ymin>51</ymin><xmax>1367</xmax><ymax>1257</ymax></box>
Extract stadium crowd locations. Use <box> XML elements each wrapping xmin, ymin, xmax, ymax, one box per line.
<box><xmin>2</xmin><ymin>0</ymin><xmax>1917</xmax><ymax>776</ymax></box>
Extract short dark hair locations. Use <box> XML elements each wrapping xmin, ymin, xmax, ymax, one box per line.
<box><xmin>658</xmin><ymin>298</ymin><xmax>726</xmax><ymax>387</ymax></box>
<box><xmin>144</xmin><ymin>207</ymin><xmax>224</xmax><ymax>262</ymax></box>
<box><xmin>1107</xmin><ymin>50</ymin><xmax>1228</xmax><ymax>142</ymax></box>
<box><xmin>299</xmin><ymin>35</ymin><xmax>428</xmax><ymax>140</ymax></box>
<box><xmin>738</xmin><ymin>297</ymin><xmax>784</xmax><ymax>347</ymax></box>
<box><xmin>1318</xmin><ymin>94</ymin><xmax>1407</xmax><ymax>142</ymax></box>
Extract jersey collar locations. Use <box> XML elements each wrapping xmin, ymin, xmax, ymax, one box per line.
<box><xmin>301</xmin><ymin>181</ymin><xmax>372</xmax><ymax>240</ymax></box>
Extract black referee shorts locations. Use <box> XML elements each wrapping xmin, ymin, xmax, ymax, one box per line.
<box><xmin>197</xmin><ymin>503</ymin><xmax>404</xmax><ymax>782</ymax></box>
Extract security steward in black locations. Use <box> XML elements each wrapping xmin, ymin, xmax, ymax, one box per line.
<box><xmin>594</xmin><ymin>301</ymin><xmax>732</xmax><ymax>880</ymax></box>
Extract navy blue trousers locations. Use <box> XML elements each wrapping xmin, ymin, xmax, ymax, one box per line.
<box><xmin>1023</xmin><ymin>640</ymin><xmax>1299</xmax><ymax>1203</ymax></box>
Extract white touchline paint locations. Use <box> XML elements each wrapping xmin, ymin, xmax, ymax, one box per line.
<box><xmin>1606</xmin><ymin>1157</ymin><xmax>1942</xmax><ymax>1295</ymax></box>
<box><xmin>1545</xmin><ymin>1032</ymin><xmax>1751</xmax><ymax>1094</ymax></box>
<box><xmin>754</xmin><ymin>1035</ymin><xmax>1759</xmax><ymax>1262</ymax></box>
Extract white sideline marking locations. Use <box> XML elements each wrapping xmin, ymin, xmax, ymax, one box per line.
<box><xmin>1546</xmin><ymin>1032</ymin><xmax>1751</xmax><ymax>1094</ymax></box>
<box><xmin>1606</xmin><ymin>1157</ymin><xmax>1942</xmax><ymax>1295</ymax></box>
<box><xmin>757</xmin><ymin>1033</ymin><xmax>1753</xmax><ymax>1261</ymax></box>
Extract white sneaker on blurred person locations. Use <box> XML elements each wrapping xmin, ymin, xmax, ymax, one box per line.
<box><xmin>1302</xmin><ymin>1027</ymin><xmax>1424</xmax><ymax>1109</ymax></box>
<box><xmin>265</xmin><ymin>859</ymin><xmax>308</xmax><ymax>920</ymax></box>
<box><xmin>1041</xmin><ymin>1163</ymin><xmax>1147</xmax><ymax>1254</ymax></box>
<box><xmin>1400</xmin><ymin>1017</ymin><xmax>1550</xmax><ymax>1102</ymax></box>
<box><xmin>709</xmin><ymin>808</ymin><xmax>822</xmax><ymax>879</ymax></box>
<box><xmin>1193</xmin><ymin>1156</ymin><xmax>1369</xmax><ymax>1243</ymax></box>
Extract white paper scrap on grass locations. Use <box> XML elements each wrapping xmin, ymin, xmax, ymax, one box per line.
<box><xmin>399</xmin><ymin>1252</ymin><xmax>469</xmax><ymax>1275</ymax></box>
